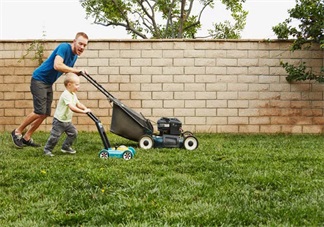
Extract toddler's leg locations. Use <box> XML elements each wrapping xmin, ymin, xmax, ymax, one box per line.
<box><xmin>44</xmin><ymin>119</ymin><xmax>64</xmax><ymax>155</ymax></box>
<box><xmin>62</xmin><ymin>123</ymin><xmax>77</xmax><ymax>150</ymax></box>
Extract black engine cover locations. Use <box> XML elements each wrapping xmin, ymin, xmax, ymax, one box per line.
<box><xmin>157</xmin><ymin>117</ymin><xmax>182</xmax><ymax>135</ymax></box>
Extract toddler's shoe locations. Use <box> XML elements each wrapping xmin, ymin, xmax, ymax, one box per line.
<box><xmin>44</xmin><ymin>151</ymin><xmax>54</xmax><ymax>157</ymax></box>
<box><xmin>61</xmin><ymin>147</ymin><xmax>76</xmax><ymax>154</ymax></box>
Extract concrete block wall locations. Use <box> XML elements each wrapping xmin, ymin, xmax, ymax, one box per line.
<box><xmin>0</xmin><ymin>39</ymin><xmax>323</xmax><ymax>133</ymax></box>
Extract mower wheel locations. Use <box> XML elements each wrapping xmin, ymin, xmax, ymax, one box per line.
<box><xmin>139</xmin><ymin>135</ymin><xmax>154</xmax><ymax>149</ymax></box>
<box><xmin>183</xmin><ymin>136</ymin><xmax>198</xmax><ymax>151</ymax></box>
<box><xmin>98</xmin><ymin>150</ymin><xmax>109</xmax><ymax>159</ymax></box>
<box><xmin>123</xmin><ymin>150</ymin><xmax>133</xmax><ymax>160</ymax></box>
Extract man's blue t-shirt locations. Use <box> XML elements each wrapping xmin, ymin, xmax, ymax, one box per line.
<box><xmin>32</xmin><ymin>43</ymin><xmax>78</xmax><ymax>85</ymax></box>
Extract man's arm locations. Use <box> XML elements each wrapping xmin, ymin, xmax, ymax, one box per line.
<box><xmin>54</xmin><ymin>55</ymin><xmax>80</xmax><ymax>74</ymax></box>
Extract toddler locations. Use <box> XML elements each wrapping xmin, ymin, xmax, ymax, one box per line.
<box><xmin>44</xmin><ymin>72</ymin><xmax>90</xmax><ymax>156</ymax></box>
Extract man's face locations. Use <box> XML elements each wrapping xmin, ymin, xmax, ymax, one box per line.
<box><xmin>72</xmin><ymin>36</ymin><xmax>88</xmax><ymax>56</ymax></box>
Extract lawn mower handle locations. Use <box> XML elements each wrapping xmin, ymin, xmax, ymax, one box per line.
<box><xmin>79</xmin><ymin>71</ymin><xmax>116</xmax><ymax>102</ymax></box>
<box><xmin>87</xmin><ymin>112</ymin><xmax>99</xmax><ymax>122</ymax></box>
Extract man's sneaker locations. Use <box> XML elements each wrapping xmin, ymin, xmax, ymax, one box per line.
<box><xmin>11</xmin><ymin>129</ymin><xmax>23</xmax><ymax>148</ymax></box>
<box><xmin>44</xmin><ymin>151</ymin><xmax>54</xmax><ymax>157</ymax></box>
<box><xmin>22</xmin><ymin>138</ymin><xmax>41</xmax><ymax>147</ymax></box>
<box><xmin>61</xmin><ymin>147</ymin><xmax>76</xmax><ymax>154</ymax></box>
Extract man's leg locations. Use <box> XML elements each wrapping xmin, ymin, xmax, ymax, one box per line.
<box><xmin>23</xmin><ymin>78</ymin><xmax>53</xmax><ymax>147</ymax></box>
<box><xmin>12</xmin><ymin>78</ymin><xmax>53</xmax><ymax>148</ymax></box>
<box><xmin>11</xmin><ymin>112</ymin><xmax>39</xmax><ymax>148</ymax></box>
<box><xmin>23</xmin><ymin>113</ymin><xmax>47</xmax><ymax>141</ymax></box>
<box><xmin>15</xmin><ymin>112</ymin><xmax>44</xmax><ymax>135</ymax></box>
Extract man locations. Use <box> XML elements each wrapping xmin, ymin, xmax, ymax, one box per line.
<box><xmin>11</xmin><ymin>32</ymin><xmax>89</xmax><ymax>148</ymax></box>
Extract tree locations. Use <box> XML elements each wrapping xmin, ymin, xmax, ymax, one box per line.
<box><xmin>272</xmin><ymin>0</ymin><xmax>324</xmax><ymax>82</ymax></box>
<box><xmin>80</xmin><ymin>0</ymin><xmax>247</xmax><ymax>39</ymax></box>
<box><xmin>208</xmin><ymin>1</ymin><xmax>247</xmax><ymax>39</ymax></box>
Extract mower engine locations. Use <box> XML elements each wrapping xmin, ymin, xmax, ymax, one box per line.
<box><xmin>139</xmin><ymin>117</ymin><xmax>199</xmax><ymax>150</ymax></box>
<box><xmin>156</xmin><ymin>117</ymin><xmax>182</xmax><ymax>148</ymax></box>
<box><xmin>157</xmin><ymin>117</ymin><xmax>182</xmax><ymax>136</ymax></box>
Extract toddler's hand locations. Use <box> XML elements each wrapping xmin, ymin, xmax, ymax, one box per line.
<box><xmin>84</xmin><ymin>108</ymin><xmax>91</xmax><ymax>113</ymax></box>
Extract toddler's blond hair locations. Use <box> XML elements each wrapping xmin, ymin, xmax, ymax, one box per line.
<box><xmin>64</xmin><ymin>73</ymin><xmax>79</xmax><ymax>87</ymax></box>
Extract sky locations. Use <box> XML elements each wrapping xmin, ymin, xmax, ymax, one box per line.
<box><xmin>0</xmin><ymin>0</ymin><xmax>297</xmax><ymax>40</ymax></box>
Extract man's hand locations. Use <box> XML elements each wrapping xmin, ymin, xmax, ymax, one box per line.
<box><xmin>77</xmin><ymin>70</ymin><xmax>88</xmax><ymax>76</ymax></box>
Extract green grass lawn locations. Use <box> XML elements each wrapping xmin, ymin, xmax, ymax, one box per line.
<box><xmin>1</xmin><ymin>131</ymin><xmax>324</xmax><ymax>226</ymax></box>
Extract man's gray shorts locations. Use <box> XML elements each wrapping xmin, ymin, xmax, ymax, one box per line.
<box><xmin>30</xmin><ymin>78</ymin><xmax>53</xmax><ymax>116</ymax></box>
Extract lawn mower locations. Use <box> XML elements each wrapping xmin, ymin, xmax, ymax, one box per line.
<box><xmin>87</xmin><ymin>112</ymin><xmax>136</xmax><ymax>160</ymax></box>
<box><xmin>80</xmin><ymin>72</ymin><xmax>198</xmax><ymax>151</ymax></box>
